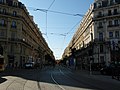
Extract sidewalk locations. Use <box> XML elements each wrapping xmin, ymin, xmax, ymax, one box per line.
<box><xmin>65</xmin><ymin>66</ymin><xmax>120</xmax><ymax>84</ymax></box>
<box><xmin>72</xmin><ymin>69</ymin><xmax>120</xmax><ymax>84</ymax></box>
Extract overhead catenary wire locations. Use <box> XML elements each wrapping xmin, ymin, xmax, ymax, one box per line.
<box><xmin>45</xmin><ymin>0</ymin><xmax>56</xmax><ymax>35</ymax></box>
<box><xmin>45</xmin><ymin>0</ymin><xmax>56</xmax><ymax>46</ymax></box>
<box><xmin>66</xmin><ymin>19</ymin><xmax>81</xmax><ymax>35</ymax></box>
<box><xmin>43</xmin><ymin>0</ymin><xmax>55</xmax><ymax>51</ymax></box>
<box><xmin>48</xmin><ymin>0</ymin><xmax>56</xmax><ymax>10</ymax></box>
<box><xmin>27</xmin><ymin>4</ymin><xmax>84</xmax><ymax>59</ymax></box>
<box><xmin>42</xmin><ymin>32</ymin><xmax>66</xmax><ymax>36</ymax></box>
<box><xmin>34</xmin><ymin>8</ymin><xmax>84</xmax><ymax>17</ymax></box>
<box><xmin>28</xmin><ymin>7</ymin><xmax>84</xmax><ymax>17</ymax></box>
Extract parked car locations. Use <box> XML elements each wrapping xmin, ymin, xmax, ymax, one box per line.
<box><xmin>24</xmin><ymin>63</ymin><xmax>34</xmax><ymax>69</ymax></box>
<box><xmin>100</xmin><ymin>63</ymin><xmax>120</xmax><ymax>75</ymax></box>
<box><xmin>100</xmin><ymin>64</ymin><xmax>115</xmax><ymax>75</ymax></box>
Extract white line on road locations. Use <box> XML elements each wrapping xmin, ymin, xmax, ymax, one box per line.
<box><xmin>59</xmin><ymin>69</ymin><xmax>65</xmax><ymax>75</ymax></box>
<box><xmin>51</xmin><ymin>73</ymin><xmax>66</xmax><ymax>90</ymax></box>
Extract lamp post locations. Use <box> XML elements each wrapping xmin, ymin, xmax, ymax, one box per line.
<box><xmin>90</xmin><ymin>59</ymin><xmax>92</xmax><ymax>75</ymax></box>
<box><xmin>97</xmin><ymin>46</ymin><xmax>99</xmax><ymax>64</ymax></box>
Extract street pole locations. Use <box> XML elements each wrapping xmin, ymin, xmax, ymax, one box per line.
<box><xmin>90</xmin><ymin>60</ymin><xmax>92</xmax><ymax>75</ymax></box>
<box><xmin>98</xmin><ymin>46</ymin><xmax>99</xmax><ymax>65</ymax></box>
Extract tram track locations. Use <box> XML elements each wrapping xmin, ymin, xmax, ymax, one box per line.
<box><xmin>6</xmin><ymin>79</ymin><xmax>16</xmax><ymax>90</ymax></box>
<box><xmin>51</xmin><ymin>72</ymin><xmax>66</xmax><ymax>90</ymax></box>
<box><xmin>59</xmin><ymin>68</ymin><xmax>103</xmax><ymax>90</ymax></box>
<box><xmin>5</xmin><ymin>77</ymin><xmax>27</xmax><ymax>90</ymax></box>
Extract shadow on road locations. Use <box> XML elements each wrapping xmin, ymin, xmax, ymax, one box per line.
<box><xmin>0</xmin><ymin>66</ymin><xmax>119</xmax><ymax>90</ymax></box>
<box><xmin>0</xmin><ymin>77</ymin><xmax>7</xmax><ymax>83</ymax></box>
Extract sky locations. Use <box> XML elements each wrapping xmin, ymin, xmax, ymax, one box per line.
<box><xmin>19</xmin><ymin>0</ymin><xmax>94</xmax><ymax>59</ymax></box>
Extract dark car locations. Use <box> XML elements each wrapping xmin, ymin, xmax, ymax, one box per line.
<box><xmin>24</xmin><ymin>63</ymin><xmax>34</xmax><ymax>69</ymax></box>
<box><xmin>100</xmin><ymin>64</ymin><xmax>115</xmax><ymax>75</ymax></box>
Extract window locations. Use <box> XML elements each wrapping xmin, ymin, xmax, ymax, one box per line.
<box><xmin>3</xmin><ymin>9</ymin><xmax>6</xmax><ymax>14</ymax></box>
<box><xmin>0</xmin><ymin>8</ymin><xmax>1</xmax><ymax>13</ymax></box>
<box><xmin>99</xmin><ymin>32</ymin><xmax>103</xmax><ymax>40</ymax></box>
<box><xmin>11</xmin><ymin>32</ymin><xmax>16</xmax><ymax>39</ymax></box>
<box><xmin>11</xmin><ymin>21</ymin><xmax>16</xmax><ymax>28</ymax></box>
<box><xmin>108</xmin><ymin>10</ymin><xmax>112</xmax><ymax>16</ymax></box>
<box><xmin>94</xmin><ymin>3</ymin><xmax>96</xmax><ymax>9</ymax></box>
<box><xmin>114</xmin><ymin>20</ymin><xmax>119</xmax><ymax>26</ymax></box>
<box><xmin>98</xmin><ymin>2</ymin><xmax>102</xmax><ymax>8</ymax></box>
<box><xmin>100</xmin><ymin>56</ymin><xmax>104</xmax><ymax>63</ymax></box>
<box><xmin>13</xmin><ymin>11</ymin><xmax>17</xmax><ymax>16</ymax></box>
<box><xmin>110</xmin><ymin>0</ymin><xmax>115</xmax><ymax>5</ymax></box>
<box><xmin>0</xmin><ymin>0</ymin><xmax>4</xmax><ymax>3</ymax></box>
<box><xmin>10</xmin><ymin>45</ymin><xmax>14</xmax><ymax>54</ymax></box>
<box><xmin>98</xmin><ymin>22</ymin><xmax>103</xmax><ymax>28</ymax></box>
<box><xmin>115</xmin><ymin>31</ymin><xmax>119</xmax><ymax>38</ymax></box>
<box><xmin>100</xmin><ymin>45</ymin><xmax>104</xmax><ymax>53</ymax></box>
<box><xmin>109</xmin><ymin>32</ymin><xmax>113</xmax><ymax>38</ymax></box>
<box><xmin>13</xmin><ymin>2</ymin><xmax>17</xmax><ymax>7</ymax></box>
<box><xmin>98</xmin><ymin>11</ymin><xmax>103</xmax><ymax>17</ymax></box>
<box><xmin>0</xmin><ymin>19</ymin><xmax>5</xmax><ymax>26</ymax></box>
<box><xmin>114</xmin><ymin>9</ymin><xmax>118</xmax><ymax>15</ymax></box>
<box><xmin>113</xmin><ymin>0</ymin><xmax>116</xmax><ymax>3</ymax></box>
<box><xmin>0</xmin><ymin>31</ymin><xmax>4</xmax><ymax>37</ymax></box>
<box><xmin>108</xmin><ymin>20</ymin><xmax>113</xmax><ymax>27</ymax></box>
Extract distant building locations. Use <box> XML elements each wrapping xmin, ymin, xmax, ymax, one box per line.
<box><xmin>63</xmin><ymin>0</ymin><xmax>120</xmax><ymax>70</ymax></box>
<box><xmin>0</xmin><ymin>0</ymin><xmax>54</xmax><ymax>68</ymax></box>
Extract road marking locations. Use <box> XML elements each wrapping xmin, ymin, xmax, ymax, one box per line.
<box><xmin>51</xmin><ymin>73</ymin><xmax>66</xmax><ymax>90</ymax></box>
<box><xmin>59</xmin><ymin>69</ymin><xmax>65</xmax><ymax>75</ymax></box>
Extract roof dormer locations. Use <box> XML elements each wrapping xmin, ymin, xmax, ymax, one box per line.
<box><xmin>13</xmin><ymin>0</ymin><xmax>18</xmax><ymax>7</ymax></box>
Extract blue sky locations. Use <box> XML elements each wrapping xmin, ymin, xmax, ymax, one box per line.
<box><xmin>19</xmin><ymin>0</ymin><xmax>94</xmax><ymax>59</ymax></box>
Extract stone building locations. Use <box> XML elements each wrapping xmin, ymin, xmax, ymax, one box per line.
<box><xmin>62</xmin><ymin>0</ymin><xmax>120</xmax><ymax>70</ymax></box>
<box><xmin>0</xmin><ymin>0</ymin><xmax>54</xmax><ymax>68</ymax></box>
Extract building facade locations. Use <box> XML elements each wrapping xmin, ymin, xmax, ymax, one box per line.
<box><xmin>0</xmin><ymin>0</ymin><xmax>54</xmax><ymax>68</ymax></box>
<box><xmin>63</xmin><ymin>0</ymin><xmax>120</xmax><ymax>70</ymax></box>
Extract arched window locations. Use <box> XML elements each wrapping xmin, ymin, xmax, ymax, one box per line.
<box><xmin>11</xmin><ymin>21</ymin><xmax>16</xmax><ymax>28</ymax></box>
<box><xmin>97</xmin><ymin>1</ymin><xmax>102</xmax><ymax>8</ymax></box>
<box><xmin>0</xmin><ymin>19</ymin><xmax>5</xmax><ymax>26</ymax></box>
<box><xmin>13</xmin><ymin>11</ymin><xmax>17</xmax><ymax>16</ymax></box>
<box><xmin>13</xmin><ymin>2</ymin><xmax>17</xmax><ymax>7</ymax></box>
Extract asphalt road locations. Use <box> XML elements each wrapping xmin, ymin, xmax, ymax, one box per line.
<box><xmin>0</xmin><ymin>66</ymin><xmax>120</xmax><ymax>90</ymax></box>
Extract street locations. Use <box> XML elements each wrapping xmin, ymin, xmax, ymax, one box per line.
<box><xmin>0</xmin><ymin>66</ymin><xmax>120</xmax><ymax>90</ymax></box>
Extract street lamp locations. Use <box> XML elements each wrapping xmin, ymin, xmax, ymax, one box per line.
<box><xmin>90</xmin><ymin>59</ymin><xmax>92</xmax><ymax>75</ymax></box>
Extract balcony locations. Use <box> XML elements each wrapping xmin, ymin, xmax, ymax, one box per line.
<box><xmin>11</xmin><ymin>25</ymin><xmax>17</xmax><ymax>29</ymax></box>
<box><xmin>94</xmin><ymin>38</ymin><xmax>105</xmax><ymax>43</ymax></box>
<box><xmin>97</xmin><ymin>26</ymin><xmax>103</xmax><ymax>29</ymax></box>
<box><xmin>0</xmin><ymin>24</ymin><xmax>6</xmax><ymax>27</ymax></box>
<box><xmin>0</xmin><ymin>24</ymin><xmax>7</xmax><ymax>29</ymax></box>
<box><xmin>107</xmin><ymin>24</ymin><xmax>119</xmax><ymax>30</ymax></box>
<box><xmin>8</xmin><ymin>38</ymin><xmax>19</xmax><ymax>42</ymax></box>
<box><xmin>97</xmin><ymin>14</ymin><xmax>104</xmax><ymax>18</ymax></box>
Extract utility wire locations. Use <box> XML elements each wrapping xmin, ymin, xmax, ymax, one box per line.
<box><xmin>34</xmin><ymin>8</ymin><xmax>84</xmax><ymax>17</ymax></box>
<box><xmin>45</xmin><ymin>0</ymin><xmax>55</xmax><ymax>47</ymax></box>
<box><xmin>28</xmin><ymin>6</ymin><xmax>84</xmax><ymax>17</ymax></box>
<box><xmin>46</xmin><ymin>12</ymin><xmax>47</xmax><ymax>35</ymax></box>
<box><xmin>58</xmin><ymin>20</ymin><xmax>82</xmax><ymax>58</ymax></box>
<box><xmin>42</xmin><ymin>32</ymin><xmax>66</xmax><ymax>36</ymax></box>
<box><xmin>48</xmin><ymin>0</ymin><xmax>56</xmax><ymax>10</ymax></box>
<box><xmin>66</xmin><ymin>19</ymin><xmax>81</xmax><ymax>35</ymax></box>
<box><xmin>35</xmin><ymin>0</ymin><xmax>56</xmax><ymax>51</ymax></box>
<box><xmin>27</xmin><ymin>6</ymin><xmax>83</xmax><ymax>59</ymax></box>
<box><xmin>44</xmin><ymin>0</ymin><xmax>56</xmax><ymax>51</ymax></box>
